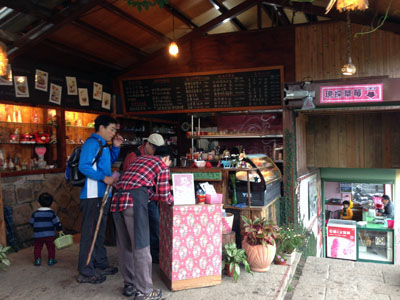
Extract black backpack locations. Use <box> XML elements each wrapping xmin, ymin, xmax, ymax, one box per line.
<box><xmin>65</xmin><ymin>137</ymin><xmax>105</xmax><ymax>187</ymax></box>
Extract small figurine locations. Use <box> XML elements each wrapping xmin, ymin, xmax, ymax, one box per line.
<box><xmin>33</xmin><ymin>113</ymin><xmax>39</xmax><ymax>124</ymax></box>
<box><xmin>8</xmin><ymin>158</ymin><xmax>14</xmax><ymax>170</ymax></box>
<box><xmin>49</xmin><ymin>133</ymin><xmax>57</xmax><ymax>144</ymax></box>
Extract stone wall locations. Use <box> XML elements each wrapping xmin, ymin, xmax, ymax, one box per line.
<box><xmin>1</xmin><ymin>173</ymin><xmax>81</xmax><ymax>248</ymax></box>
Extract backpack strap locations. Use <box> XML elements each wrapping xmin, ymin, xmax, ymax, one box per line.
<box><xmin>90</xmin><ymin>137</ymin><xmax>107</xmax><ymax>166</ymax></box>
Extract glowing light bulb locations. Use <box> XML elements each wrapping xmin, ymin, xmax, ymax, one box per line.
<box><xmin>169</xmin><ymin>42</ymin><xmax>179</xmax><ymax>56</ymax></box>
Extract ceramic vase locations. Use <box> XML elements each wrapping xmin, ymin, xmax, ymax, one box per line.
<box><xmin>242</xmin><ymin>238</ymin><xmax>276</xmax><ymax>272</ymax></box>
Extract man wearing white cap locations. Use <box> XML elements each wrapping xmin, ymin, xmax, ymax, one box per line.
<box><xmin>122</xmin><ymin>133</ymin><xmax>165</xmax><ymax>172</ymax></box>
<box><xmin>119</xmin><ymin>133</ymin><xmax>164</xmax><ymax>297</ymax></box>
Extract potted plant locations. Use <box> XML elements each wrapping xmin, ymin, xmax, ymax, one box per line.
<box><xmin>222</xmin><ymin>242</ymin><xmax>253</xmax><ymax>282</ymax></box>
<box><xmin>275</xmin><ymin>224</ymin><xmax>306</xmax><ymax>265</ymax></box>
<box><xmin>241</xmin><ymin>216</ymin><xmax>279</xmax><ymax>272</ymax></box>
<box><xmin>0</xmin><ymin>245</ymin><xmax>11</xmax><ymax>271</ymax></box>
<box><xmin>273</xmin><ymin>254</ymin><xmax>287</xmax><ymax>265</ymax></box>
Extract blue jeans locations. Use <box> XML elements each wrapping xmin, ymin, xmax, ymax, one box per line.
<box><xmin>148</xmin><ymin>201</ymin><xmax>159</xmax><ymax>263</ymax></box>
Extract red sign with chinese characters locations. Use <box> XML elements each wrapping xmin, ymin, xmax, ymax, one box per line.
<box><xmin>327</xmin><ymin>226</ymin><xmax>355</xmax><ymax>241</ymax></box>
<box><xmin>320</xmin><ymin>84</ymin><xmax>383</xmax><ymax>103</ymax></box>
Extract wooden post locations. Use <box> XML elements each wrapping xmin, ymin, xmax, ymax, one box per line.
<box><xmin>0</xmin><ymin>174</ymin><xmax>6</xmax><ymax>246</ymax></box>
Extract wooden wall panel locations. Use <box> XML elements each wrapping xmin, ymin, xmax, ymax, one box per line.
<box><xmin>304</xmin><ymin>112</ymin><xmax>400</xmax><ymax>169</ymax></box>
<box><xmin>296</xmin><ymin>22</ymin><xmax>400</xmax><ymax>81</ymax></box>
<box><xmin>121</xmin><ymin>27</ymin><xmax>296</xmax><ymax>82</ymax></box>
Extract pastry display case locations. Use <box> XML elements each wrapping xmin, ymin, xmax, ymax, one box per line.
<box><xmin>235</xmin><ymin>154</ymin><xmax>282</xmax><ymax>206</ymax></box>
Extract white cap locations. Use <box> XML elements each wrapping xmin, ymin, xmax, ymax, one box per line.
<box><xmin>147</xmin><ymin>133</ymin><xmax>165</xmax><ymax>146</ymax></box>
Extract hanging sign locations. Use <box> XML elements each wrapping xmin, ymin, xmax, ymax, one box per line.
<box><xmin>320</xmin><ymin>83</ymin><xmax>383</xmax><ymax>103</ymax></box>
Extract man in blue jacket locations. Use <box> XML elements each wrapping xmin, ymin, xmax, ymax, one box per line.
<box><xmin>77</xmin><ymin>115</ymin><xmax>123</xmax><ymax>284</ymax></box>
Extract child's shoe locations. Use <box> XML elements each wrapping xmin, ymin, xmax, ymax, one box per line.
<box><xmin>34</xmin><ymin>258</ymin><xmax>41</xmax><ymax>266</ymax></box>
<box><xmin>48</xmin><ymin>259</ymin><xmax>57</xmax><ymax>266</ymax></box>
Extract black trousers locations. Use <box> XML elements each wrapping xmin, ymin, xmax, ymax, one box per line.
<box><xmin>78</xmin><ymin>197</ymin><xmax>110</xmax><ymax>276</ymax></box>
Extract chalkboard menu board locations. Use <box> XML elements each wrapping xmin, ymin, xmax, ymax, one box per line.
<box><xmin>122</xmin><ymin>67</ymin><xmax>282</xmax><ymax>113</ymax></box>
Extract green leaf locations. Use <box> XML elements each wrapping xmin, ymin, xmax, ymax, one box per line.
<box><xmin>2</xmin><ymin>259</ymin><xmax>10</xmax><ymax>267</ymax></box>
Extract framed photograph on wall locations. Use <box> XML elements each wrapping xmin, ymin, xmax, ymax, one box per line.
<box><xmin>102</xmin><ymin>92</ymin><xmax>111</xmax><ymax>110</ymax></box>
<box><xmin>49</xmin><ymin>83</ymin><xmax>62</xmax><ymax>105</ymax></box>
<box><xmin>0</xmin><ymin>65</ymin><xmax>12</xmax><ymax>86</ymax></box>
<box><xmin>93</xmin><ymin>82</ymin><xmax>103</xmax><ymax>100</ymax></box>
<box><xmin>172</xmin><ymin>173</ymin><xmax>196</xmax><ymax>205</ymax></box>
<box><xmin>66</xmin><ymin>76</ymin><xmax>78</xmax><ymax>95</ymax></box>
<box><xmin>14</xmin><ymin>76</ymin><xmax>29</xmax><ymax>97</ymax></box>
<box><xmin>35</xmin><ymin>69</ymin><xmax>48</xmax><ymax>92</ymax></box>
<box><xmin>78</xmin><ymin>88</ymin><xmax>89</xmax><ymax>106</ymax></box>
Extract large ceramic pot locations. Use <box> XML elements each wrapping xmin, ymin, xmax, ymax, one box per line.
<box><xmin>242</xmin><ymin>237</ymin><xmax>276</xmax><ymax>272</ymax></box>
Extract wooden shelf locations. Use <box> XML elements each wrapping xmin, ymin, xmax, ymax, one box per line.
<box><xmin>66</xmin><ymin>125</ymin><xmax>94</xmax><ymax>129</ymax></box>
<box><xmin>0</xmin><ymin>142</ymin><xmax>56</xmax><ymax>145</ymax></box>
<box><xmin>188</xmin><ymin>134</ymin><xmax>283</xmax><ymax>139</ymax></box>
<box><xmin>0</xmin><ymin>167</ymin><xmax>64</xmax><ymax>177</ymax></box>
<box><xmin>0</xmin><ymin>121</ymin><xmax>53</xmax><ymax>127</ymax></box>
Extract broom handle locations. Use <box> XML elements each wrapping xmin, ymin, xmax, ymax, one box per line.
<box><xmin>86</xmin><ymin>184</ymin><xmax>111</xmax><ymax>266</ymax></box>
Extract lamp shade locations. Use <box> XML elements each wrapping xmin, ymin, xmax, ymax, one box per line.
<box><xmin>337</xmin><ymin>0</ymin><xmax>368</xmax><ymax>11</ymax></box>
<box><xmin>341</xmin><ymin>62</ymin><xmax>357</xmax><ymax>76</ymax></box>
<box><xmin>0</xmin><ymin>42</ymin><xmax>8</xmax><ymax>76</ymax></box>
<box><xmin>326</xmin><ymin>0</ymin><xmax>368</xmax><ymax>14</ymax></box>
<box><xmin>169</xmin><ymin>42</ymin><xmax>179</xmax><ymax>56</ymax></box>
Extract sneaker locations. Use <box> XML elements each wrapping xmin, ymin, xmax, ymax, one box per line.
<box><xmin>34</xmin><ymin>258</ymin><xmax>41</xmax><ymax>266</ymax></box>
<box><xmin>96</xmin><ymin>266</ymin><xmax>118</xmax><ymax>276</ymax></box>
<box><xmin>77</xmin><ymin>273</ymin><xmax>106</xmax><ymax>284</ymax></box>
<box><xmin>48</xmin><ymin>259</ymin><xmax>57</xmax><ymax>266</ymax></box>
<box><xmin>123</xmin><ymin>284</ymin><xmax>136</xmax><ymax>297</ymax></box>
<box><xmin>134</xmin><ymin>289</ymin><xmax>162</xmax><ymax>300</ymax></box>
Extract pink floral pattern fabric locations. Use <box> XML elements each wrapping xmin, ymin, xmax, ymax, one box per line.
<box><xmin>160</xmin><ymin>203</ymin><xmax>222</xmax><ymax>281</ymax></box>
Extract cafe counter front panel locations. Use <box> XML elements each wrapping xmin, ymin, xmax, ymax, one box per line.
<box><xmin>159</xmin><ymin>203</ymin><xmax>222</xmax><ymax>291</ymax></box>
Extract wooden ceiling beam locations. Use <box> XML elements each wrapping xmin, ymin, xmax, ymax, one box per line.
<box><xmin>208</xmin><ymin>0</ymin><xmax>247</xmax><ymax>31</ymax></box>
<box><xmin>72</xmin><ymin>19</ymin><xmax>148</xmax><ymax>58</ymax></box>
<box><xmin>262</xmin><ymin>3</ymin><xmax>290</xmax><ymax>26</ymax></box>
<box><xmin>42</xmin><ymin>39</ymin><xmax>123</xmax><ymax>71</ymax></box>
<box><xmin>163</xmin><ymin>4</ymin><xmax>198</xmax><ymax>29</ymax></box>
<box><xmin>120</xmin><ymin>0</ymin><xmax>261</xmax><ymax>75</ymax></box>
<box><xmin>262</xmin><ymin>0</ymin><xmax>400</xmax><ymax>34</ymax></box>
<box><xmin>7</xmin><ymin>0</ymin><xmax>104</xmax><ymax>61</ymax></box>
<box><xmin>0</xmin><ymin>0</ymin><xmax>51</xmax><ymax>19</ymax></box>
<box><xmin>100</xmin><ymin>1</ymin><xmax>171</xmax><ymax>43</ymax></box>
<box><xmin>180</xmin><ymin>0</ymin><xmax>260</xmax><ymax>41</ymax></box>
<box><xmin>257</xmin><ymin>3</ymin><xmax>262</xmax><ymax>29</ymax></box>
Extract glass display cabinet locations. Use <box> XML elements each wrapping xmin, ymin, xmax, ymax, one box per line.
<box><xmin>0</xmin><ymin>104</ymin><xmax>59</xmax><ymax>174</ymax></box>
<box><xmin>357</xmin><ymin>228</ymin><xmax>394</xmax><ymax>264</ymax></box>
<box><xmin>234</xmin><ymin>154</ymin><xmax>282</xmax><ymax>206</ymax></box>
<box><xmin>65</xmin><ymin>111</ymin><xmax>99</xmax><ymax>158</ymax></box>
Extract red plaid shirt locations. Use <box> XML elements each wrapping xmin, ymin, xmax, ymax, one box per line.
<box><xmin>110</xmin><ymin>155</ymin><xmax>173</xmax><ymax>212</ymax></box>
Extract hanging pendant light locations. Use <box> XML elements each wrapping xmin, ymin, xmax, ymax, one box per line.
<box><xmin>0</xmin><ymin>42</ymin><xmax>8</xmax><ymax>76</ymax></box>
<box><xmin>168</xmin><ymin>15</ymin><xmax>179</xmax><ymax>57</ymax></box>
<box><xmin>169</xmin><ymin>42</ymin><xmax>179</xmax><ymax>56</ymax></box>
<box><xmin>342</xmin><ymin>10</ymin><xmax>356</xmax><ymax>76</ymax></box>
<box><xmin>326</xmin><ymin>0</ymin><xmax>368</xmax><ymax>14</ymax></box>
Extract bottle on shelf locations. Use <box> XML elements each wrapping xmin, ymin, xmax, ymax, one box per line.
<box><xmin>33</xmin><ymin>113</ymin><xmax>39</xmax><ymax>124</ymax></box>
<box><xmin>8</xmin><ymin>158</ymin><xmax>14</xmax><ymax>170</ymax></box>
<box><xmin>17</xmin><ymin>110</ymin><xmax>22</xmax><ymax>123</ymax></box>
<box><xmin>0</xmin><ymin>150</ymin><xmax>4</xmax><ymax>169</ymax></box>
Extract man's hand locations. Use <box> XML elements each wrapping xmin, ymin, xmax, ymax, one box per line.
<box><xmin>104</xmin><ymin>176</ymin><xmax>116</xmax><ymax>185</ymax></box>
<box><xmin>113</xmin><ymin>134</ymin><xmax>124</xmax><ymax>147</ymax></box>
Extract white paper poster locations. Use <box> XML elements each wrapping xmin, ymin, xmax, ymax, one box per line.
<box><xmin>172</xmin><ymin>173</ymin><xmax>196</xmax><ymax>205</ymax></box>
